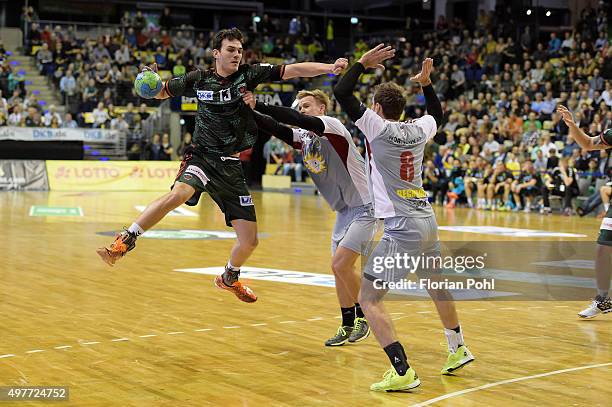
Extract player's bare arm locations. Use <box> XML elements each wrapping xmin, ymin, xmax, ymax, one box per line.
<box><xmin>557</xmin><ymin>105</ymin><xmax>607</xmax><ymax>150</ymax></box>
<box><xmin>334</xmin><ymin>44</ymin><xmax>396</xmax><ymax>122</ymax></box>
<box><xmin>282</xmin><ymin>58</ymin><xmax>348</xmax><ymax>79</ymax></box>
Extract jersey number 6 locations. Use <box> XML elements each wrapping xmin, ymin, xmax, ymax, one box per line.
<box><xmin>400</xmin><ymin>151</ymin><xmax>415</xmax><ymax>182</ymax></box>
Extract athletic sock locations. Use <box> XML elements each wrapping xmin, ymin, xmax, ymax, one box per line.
<box><xmin>222</xmin><ymin>262</ymin><xmax>240</xmax><ymax>286</ymax></box>
<box><xmin>597</xmin><ymin>290</ymin><xmax>610</xmax><ymax>299</ymax></box>
<box><xmin>127</xmin><ymin>223</ymin><xmax>144</xmax><ymax>237</ymax></box>
<box><xmin>341</xmin><ymin>307</ymin><xmax>355</xmax><ymax>327</ymax></box>
<box><xmin>355</xmin><ymin>303</ymin><xmax>365</xmax><ymax>319</ymax></box>
<box><xmin>444</xmin><ymin>325</ymin><xmax>464</xmax><ymax>353</ymax></box>
<box><xmin>605</xmin><ymin>203</ymin><xmax>610</xmax><ymax>211</ymax></box>
<box><xmin>384</xmin><ymin>341</ymin><xmax>409</xmax><ymax>376</ymax></box>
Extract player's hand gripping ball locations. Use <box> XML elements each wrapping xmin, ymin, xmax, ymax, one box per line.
<box><xmin>134</xmin><ymin>70</ymin><xmax>162</xmax><ymax>99</ymax></box>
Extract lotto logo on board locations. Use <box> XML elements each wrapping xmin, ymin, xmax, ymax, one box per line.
<box><xmin>46</xmin><ymin>161</ymin><xmax>179</xmax><ymax>191</ymax></box>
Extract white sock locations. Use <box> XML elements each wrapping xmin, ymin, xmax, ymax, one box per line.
<box><xmin>605</xmin><ymin>203</ymin><xmax>610</xmax><ymax>211</ymax></box>
<box><xmin>128</xmin><ymin>223</ymin><xmax>144</xmax><ymax>236</ymax></box>
<box><xmin>227</xmin><ymin>261</ymin><xmax>240</xmax><ymax>272</ymax></box>
<box><xmin>467</xmin><ymin>197</ymin><xmax>473</xmax><ymax>206</ymax></box>
<box><xmin>444</xmin><ymin>326</ymin><xmax>464</xmax><ymax>353</ymax></box>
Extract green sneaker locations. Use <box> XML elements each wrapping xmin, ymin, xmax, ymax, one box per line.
<box><xmin>348</xmin><ymin>317</ymin><xmax>370</xmax><ymax>343</ymax></box>
<box><xmin>325</xmin><ymin>326</ymin><xmax>353</xmax><ymax>346</ymax></box>
<box><xmin>441</xmin><ymin>345</ymin><xmax>475</xmax><ymax>375</ymax></box>
<box><xmin>370</xmin><ymin>367</ymin><xmax>420</xmax><ymax>392</ymax></box>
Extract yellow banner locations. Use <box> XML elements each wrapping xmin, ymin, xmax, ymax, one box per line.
<box><xmin>46</xmin><ymin>161</ymin><xmax>180</xmax><ymax>191</ymax></box>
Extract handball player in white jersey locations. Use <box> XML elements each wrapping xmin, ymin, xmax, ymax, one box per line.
<box><xmin>243</xmin><ymin>89</ymin><xmax>381</xmax><ymax>346</ymax></box>
<box><xmin>334</xmin><ymin>48</ymin><xmax>475</xmax><ymax>392</ymax></box>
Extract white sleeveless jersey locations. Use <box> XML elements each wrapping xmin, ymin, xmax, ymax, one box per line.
<box><xmin>355</xmin><ymin>108</ymin><xmax>437</xmax><ymax>218</ymax></box>
<box><xmin>291</xmin><ymin>115</ymin><xmax>371</xmax><ymax>211</ymax></box>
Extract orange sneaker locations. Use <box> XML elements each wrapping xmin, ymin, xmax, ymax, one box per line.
<box><xmin>214</xmin><ymin>275</ymin><xmax>257</xmax><ymax>303</ymax></box>
<box><xmin>96</xmin><ymin>230</ymin><xmax>137</xmax><ymax>267</ymax></box>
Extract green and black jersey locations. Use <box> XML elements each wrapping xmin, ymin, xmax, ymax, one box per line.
<box><xmin>165</xmin><ymin>63</ymin><xmax>285</xmax><ymax>155</ymax></box>
<box><xmin>600</xmin><ymin>128</ymin><xmax>612</xmax><ymax>147</ymax></box>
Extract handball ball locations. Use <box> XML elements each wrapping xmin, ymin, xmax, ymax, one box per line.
<box><xmin>134</xmin><ymin>70</ymin><xmax>162</xmax><ymax>99</ymax></box>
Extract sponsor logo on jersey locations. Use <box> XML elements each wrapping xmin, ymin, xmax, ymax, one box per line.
<box><xmin>239</xmin><ymin>195</ymin><xmax>254</xmax><ymax>206</ymax></box>
<box><xmin>196</xmin><ymin>90</ymin><xmax>214</xmax><ymax>101</ymax></box>
<box><xmin>237</xmin><ymin>83</ymin><xmax>247</xmax><ymax>94</ymax></box>
<box><xmin>387</xmin><ymin>134</ymin><xmax>424</xmax><ymax>146</ymax></box>
<box><xmin>185</xmin><ymin>165</ymin><xmax>210</xmax><ymax>184</ymax></box>
<box><xmin>304</xmin><ymin>150</ymin><xmax>327</xmax><ymax>174</ymax></box>
<box><xmin>396</xmin><ymin>188</ymin><xmax>428</xmax><ymax>199</ymax></box>
<box><xmin>302</xmin><ymin>134</ymin><xmax>327</xmax><ymax>174</ymax></box>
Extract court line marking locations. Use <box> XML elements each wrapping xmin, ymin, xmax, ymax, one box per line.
<box><xmin>410</xmin><ymin>361</ymin><xmax>612</xmax><ymax>407</ymax></box>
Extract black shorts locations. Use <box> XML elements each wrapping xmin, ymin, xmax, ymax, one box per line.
<box><xmin>597</xmin><ymin>205</ymin><xmax>612</xmax><ymax>246</ymax></box>
<box><xmin>174</xmin><ymin>151</ymin><xmax>256</xmax><ymax>227</ymax></box>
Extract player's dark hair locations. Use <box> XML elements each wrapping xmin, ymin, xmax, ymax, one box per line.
<box><xmin>373</xmin><ymin>82</ymin><xmax>407</xmax><ymax>121</ymax></box>
<box><xmin>212</xmin><ymin>28</ymin><xmax>244</xmax><ymax>50</ymax></box>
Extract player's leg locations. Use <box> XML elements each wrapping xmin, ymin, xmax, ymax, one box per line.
<box><xmin>486</xmin><ymin>182</ymin><xmax>495</xmax><ymax>209</ymax></box>
<box><xmin>209</xmin><ymin>158</ymin><xmax>259</xmax><ymax>303</ymax></box>
<box><xmin>601</xmin><ymin>185</ymin><xmax>611</xmax><ymax>213</ymax></box>
<box><xmin>326</xmin><ymin>210</ymin><xmax>378</xmax><ymax>345</ymax></box>
<box><xmin>326</xmin><ymin>245</ymin><xmax>361</xmax><ymax>346</ymax></box>
<box><xmin>503</xmin><ymin>183</ymin><xmax>512</xmax><ymax>210</ymax></box>
<box><xmin>579</xmin><ymin>208</ymin><xmax>612</xmax><ymax>318</ymax></box>
<box><xmin>477</xmin><ymin>181</ymin><xmax>487</xmax><ymax>209</ymax></box>
<box><xmin>512</xmin><ymin>182</ymin><xmax>522</xmax><ymax>211</ymax></box>
<box><xmin>228</xmin><ymin>219</ymin><xmax>259</xmax><ymax>269</ymax></box>
<box><xmin>415</xmin><ymin>216</ymin><xmax>474</xmax><ymax>375</ymax></box>
<box><xmin>426</xmin><ymin>284</ymin><xmax>475</xmax><ymax>374</ymax></box>
<box><xmin>465</xmin><ymin>179</ymin><xmax>474</xmax><ymax>208</ymax></box>
<box><xmin>96</xmin><ymin>181</ymin><xmax>196</xmax><ymax>266</ymax></box>
<box><xmin>359</xmin><ymin>274</ymin><xmax>420</xmax><ymax>392</ymax></box>
<box><xmin>360</xmin><ymin>221</ymin><xmax>422</xmax><ymax>391</ymax></box>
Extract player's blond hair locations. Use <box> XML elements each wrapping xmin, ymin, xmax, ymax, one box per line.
<box><xmin>297</xmin><ymin>90</ymin><xmax>331</xmax><ymax>111</ymax></box>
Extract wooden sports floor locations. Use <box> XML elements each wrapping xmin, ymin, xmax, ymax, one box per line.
<box><xmin>0</xmin><ymin>190</ymin><xmax>610</xmax><ymax>406</ymax></box>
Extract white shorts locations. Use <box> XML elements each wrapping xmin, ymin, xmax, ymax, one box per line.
<box><xmin>363</xmin><ymin>215</ymin><xmax>440</xmax><ymax>283</ymax></box>
<box><xmin>331</xmin><ymin>205</ymin><xmax>380</xmax><ymax>256</ymax></box>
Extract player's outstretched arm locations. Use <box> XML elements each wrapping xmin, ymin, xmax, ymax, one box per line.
<box><xmin>254</xmin><ymin>101</ymin><xmax>325</xmax><ymax>134</ymax></box>
<box><xmin>334</xmin><ymin>44</ymin><xmax>395</xmax><ymax>122</ymax></box>
<box><xmin>243</xmin><ymin>91</ymin><xmax>295</xmax><ymax>147</ymax></box>
<box><xmin>410</xmin><ymin>58</ymin><xmax>443</xmax><ymax>126</ymax></box>
<box><xmin>282</xmin><ymin>58</ymin><xmax>348</xmax><ymax>80</ymax></box>
<box><xmin>410</xmin><ymin>58</ymin><xmax>446</xmax><ymax>144</ymax></box>
<box><xmin>557</xmin><ymin>105</ymin><xmax>609</xmax><ymax>150</ymax></box>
